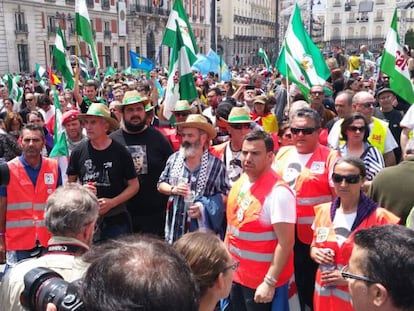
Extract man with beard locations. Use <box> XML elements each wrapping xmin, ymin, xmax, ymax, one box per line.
<box><xmin>0</xmin><ymin>124</ymin><xmax>62</xmax><ymax>265</ymax></box>
<box><xmin>110</xmin><ymin>91</ymin><xmax>173</xmax><ymax>237</ymax></box>
<box><xmin>158</xmin><ymin>114</ymin><xmax>230</xmax><ymax>243</ymax></box>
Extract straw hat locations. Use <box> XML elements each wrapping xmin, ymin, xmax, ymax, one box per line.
<box><xmin>177</xmin><ymin>114</ymin><xmax>216</xmax><ymax>139</ymax></box>
<box><xmin>172</xmin><ymin>100</ymin><xmax>192</xmax><ymax>112</ymax></box>
<box><xmin>79</xmin><ymin>103</ymin><xmax>119</xmax><ymax>131</ymax></box>
<box><xmin>117</xmin><ymin>90</ymin><xmax>152</xmax><ymax>112</ymax></box>
<box><xmin>253</xmin><ymin>95</ymin><xmax>267</xmax><ymax>105</ymax></box>
<box><xmin>227</xmin><ymin>107</ymin><xmax>252</xmax><ymax>124</ymax></box>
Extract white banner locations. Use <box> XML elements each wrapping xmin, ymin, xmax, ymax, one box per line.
<box><xmin>118</xmin><ymin>1</ymin><xmax>127</xmax><ymax>37</ymax></box>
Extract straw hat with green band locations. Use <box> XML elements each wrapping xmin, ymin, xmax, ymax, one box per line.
<box><xmin>172</xmin><ymin>100</ymin><xmax>192</xmax><ymax>112</ymax></box>
<box><xmin>79</xmin><ymin>103</ymin><xmax>119</xmax><ymax>131</ymax></box>
<box><xmin>227</xmin><ymin>107</ymin><xmax>252</xmax><ymax>124</ymax></box>
<box><xmin>176</xmin><ymin>114</ymin><xmax>217</xmax><ymax>139</ymax></box>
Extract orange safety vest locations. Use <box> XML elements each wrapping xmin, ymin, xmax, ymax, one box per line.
<box><xmin>312</xmin><ymin>203</ymin><xmax>400</xmax><ymax>311</ymax></box>
<box><xmin>275</xmin><ymin>145</ymin><xmax>338</xmax><ymax>244</ymax></box>
<box><xmin>5</xmin><ymin>157</ymin><xmax>59</xmax><ymax>251</ymax></box>
<box><xmin>226</xmin><ymin>170</ymin><xmax>294</xmax><ymax>289</ymax></box>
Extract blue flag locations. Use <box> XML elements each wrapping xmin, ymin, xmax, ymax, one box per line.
<box><xmin>129</xmin><ymin>50</ymin><xmax>154</xmax><ymax>71</ymax></box>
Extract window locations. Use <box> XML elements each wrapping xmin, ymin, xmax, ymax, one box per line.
<box><xmin>48</xmin><ymin>16</ymin><xmax>56</xmax><ymax>34</ymax></box>
<box><xmin>104</xmin><ymin>21</ymin><xmax>111</xmax><ymax>39</ymax></box>
<box><xmin>136</xmin><ymin>46</ymin><xmax>140</xmax><ymax>54</ymax></box>
<box><xmin>15</xmin><ymin>12</ymin><xmax>27</xmax><ymax>32</ymax></box>
<box><xmin>18</xmin><ymin>44</ymin><xmax>29</xmax><ymax>72</ymax></box>
<box><xmin>105</xmin><ymin>46</ymin><xmax>111</xmax><ymax>67</ymax></box>
<box><xmin>120</xmin><ymin>46</ymin><xmax>125</xmax><ymax>68</ymax></box>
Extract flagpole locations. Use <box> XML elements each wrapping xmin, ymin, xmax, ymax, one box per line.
<box><xmin>285</xmin><ymin>57</ymin><xmax>291</xmax><ymax>113</ymax></box>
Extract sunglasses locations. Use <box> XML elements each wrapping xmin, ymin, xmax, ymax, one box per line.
<box><xmin>291</xmin><ymin>127</ymin><xmax>318</xmax><ymax>135</ymax></box>
<box><xmin>310</xmin><ymin>91</ymin><xmax>324</xmax><ymax>96</ymax></box>
<box><xmin>359</xmin><ymin>102</ymin><xmax>375</xmax><ymax>108</ymax></box>
<box><xmin>223</xmin><ymin>261</ymin><xmax>239</xmax><ymax>272</ymax></box>
<box><xmin>341</xmin><ymin>265</ymin><xmax>376</xmax><ymax>283</ymax></box>
<box><xmin>174</xmin><ymin>112</ymin><xmax>190</xmax><ymax>117</ymax></box>
<box><xmin>230</xmin><ymin>123</ymin><xmax>251</xmax><ymax>130</ymax></box>
<box><xmin>332</xmin><ymin>173</ymin><xmax>361</xmax><ymax>184</ymax></box>
<box><xmin>26</xmin><ymin>98</ymin><xmax>33</xmax><ymax>102</ymax></box>
<box><xmin>348</xmin><ymin>126</ymin><xmax>365</xmax><ymax>132</ymax></box>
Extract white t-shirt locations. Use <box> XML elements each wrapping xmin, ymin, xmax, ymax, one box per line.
<box><xmin>400</xmin><ymin>104</ymin><xmax>414</xmax><ymax>129</ymax></box>
<box><xmin>332</xmin><ymin>210</ymin><xmax>356</xmax><ymax>247</ymax></box>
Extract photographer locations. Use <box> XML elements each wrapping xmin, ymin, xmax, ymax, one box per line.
<box><xmin>0</xmin><ymin>183</ymin><xmax>99</xmax><ymax>311</ymax></box>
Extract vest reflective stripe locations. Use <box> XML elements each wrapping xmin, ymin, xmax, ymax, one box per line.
<box><xmin>34</xmin><ymin>203</ymin><xmax>45</xmax><ymax>211</ymax></box>
<box><xmin>297</xmin><ymin>216</ymin><xmax>315</xmax><ymax>225</ymax></box>
<box><xmin>37</xmin><ymin>220</ymin><xmax>45</xmax><ymax>227</ymax></box>
<box><xmin>7</xmin><ymin>202</ymin><xmax>32</xmax><ymax>211</ymax></box>
<box><xmin>228</xmin><ymin>225</ymin><xmax>276</xmax><ymax>241</ymax></box>
<box><xmin>297</xmin><ymin>195</ymin><xmax>332</xmax><ymax>206</ymax></box>
<box><xmin>6</xmin><ymin>219</ymin><xmax>35</xmax><ymax>229</ymax></box>
<box><xmin>229</xmin><ymin>244</ymin><xmax>274</xmax><ymax>262</ymax></box>
<box><xmin>314</xmin><ymin>284</ymin><xmax>350</xmax><ymax>302</ymax></box>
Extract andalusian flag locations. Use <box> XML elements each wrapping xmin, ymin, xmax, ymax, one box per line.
<box><xmin>35</xmin><ymin>63</ymin><xmax>48</xmax><ymax>91</ymax></box>
<box><xmin>7</xmin><ymin>74</ymin><xmax>22</xmax><ymax>103</ymax></box>
<box><xmin>276</xmin><ymin>4</ymin><xmax>330</xmax><ymax>97</ymax></box>
<box><xmin>162</xmin><ymin>0</ymin><xmax>198</xmax><ymax>65</ymax></box>
<box><xmin>258</xmin><ymin>48</ymin><xmax>271</xmax><ymax>71</ymax></box>
<box><xmin>163</xmin><ymin>21</ymin><xmax>198</xmax><ymax>120</ymax></box>
<box><xmin>49</xmin><ymin>87</ymin><xmax>68</xmax><ymax>157</ymax></box>
<box><xmin>75</xmin><ymin>0</ymin><xmax>99</xmax><ymax>68</ymax></box>
<box><xmin>53</xmin><ymin>27</ymin><xmax>74</xmax><ymax>90</ymax></box>
<box><xmin>380</xmin><ymin>9</ymin><xmax>414</xmax><ymax>104</ymax></box>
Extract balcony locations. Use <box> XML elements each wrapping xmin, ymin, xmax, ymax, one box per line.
<box><xmin>192</xmin><ymin>14</ymin><xmax>197</xmax><ymax>21</ymax></box>
<box><xmin>86</xmin><ymin>0</ymin><xmax>94</xmax><ymax>8</ymax></box>
<box><xmin>332</xmin><ymin>19</ymin><xmax>341</xmax><ymax>24</ymax></box>
<box><xmin>376</xmin><ymin>0</ymin><xmax>385</xmax><ymax>4</ymax></box>
<box><xmin>104</xmin><ymin>30</ymin><xmax>112</xmax><ymax>39</ymax></box>
<box><xmin>347</xmin><ymin>18</ymin><xmax>357</xmax><ymax>23</ymax></box>
<box><xmin>65</xmin><ymin>0</ymin><xmax>75</xmax><ymax>4</ymax></box>
<box><xmin>15</xmin><ymin>23</ymin><xmax>28</xmax><ymax>33</ymax></box>
<box><xmin>374</xmin><ymin>16</ymin><xmax>384</xmax><ymax>22</ymax></box>
<box><xmin>47</xmin><ymin>25</ymin><xmax>57</xmax><ymax>34</ymax></box>
<box><xmin>333</xmin><ymin>1</ymin><xmax>341</xmax><ymax>7</ymax></box>
<box><xmin>102</xmin><ymin>0</ymin><xmax>110</xmax><ymax>10</ymax></box>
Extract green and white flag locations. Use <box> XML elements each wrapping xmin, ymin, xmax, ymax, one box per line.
<box><xmin>380</xmin><ymin>9</ymin><xmax>414</xmax><ymax>104</ymax></box>
<box><xmin>75</xmin><ymin>0</ymin><xmax>99</xmax><ymax>69</ymax></box>
<box><xmin>35</xmin><ymin>63</ymin><xmax>48</xmax><ymax>91</ymax></box>
<box><xmin>258</xmin><ymin>48</ymin><xmax>271</xmax><ymax>71</ymax></box>
<box><xmin>7</xmin><ymin>73</ymin><xmax>22</xmax><ymax>103</ymax></box>
<box><xmin>163</xmin><ymin>21</ymin><xmax>198</xmax><ymax>120</ymax></box>
<box><xmin>49</xmin><ymin>86</ymin><xmax>68</xmax><ymax>158</ymax></box>
<box><xmin>53</xmin><ymin>27</ymin><xmax>75</xmax><ymax>90</ymax></box>
<box><xmin>77</xmin><ymin>57</ymin><xmax>92</xmax><ymax>80</ymax></box>
<box><xmin>276</xmin><ymin>4</ymin><xmax>330</xmax><ymax>98</ymax></box>
<box><xmin>162</xmin><ymin>0</ymin><xmax>198</xmax><ymax>65</ymax></box>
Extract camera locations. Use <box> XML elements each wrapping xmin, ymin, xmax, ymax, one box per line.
<box><xmin>20</xmin><ymin>267</ymin><xmax>84</xmax><ymax>311</ymax></box>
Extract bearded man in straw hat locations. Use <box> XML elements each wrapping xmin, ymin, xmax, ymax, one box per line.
<box><xmin>110</xmin><ymin>91</ymin><xmax>173</xmax><ymax>237</ymax></box>
<box><xmin>67</xmin><ymin>103</ymin><xmax>139</xmax><ymax>242</ymax></box>
<box><xmin>211</xmin><ymin>107</ymin><xmax>252</xmax><ymax>185</ymax></box>
<box><xmin>158</xmin><ymin>114</ymin><xmax>230</xmax><ymax>243</ymax></box>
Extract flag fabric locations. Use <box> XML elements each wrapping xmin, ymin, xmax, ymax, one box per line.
<box><xmin>104</xmin><ymin>66</ymin><xmax>116</xmax><ymax>77</ymax></box>
<box><xmin>129</xmin><ymin>51</ymin><xmax>155</xmax><ymax>71</ymax></box>
<box><xmin>7</xmin><ymin>74</ymin><xmax>22</xmax><ymax>103</ymax></box>
<box><xmin>75</xmin><ymin>0</ymin><xmax>99</xmax><ymax>69</ymax></box>
<box><xmin>35</xmin><ymin>63</ymin><xmax>48</xmax><ymax>91</ymax></box>
<box><xmin>47</xmin><ymin>67</ymin><xmax>61</xmax><ymax>86</ymax></box>
<box><xmin>258</xmin><ymin>48</ymin><xmax>271</xmax><ymax>71</ymax></box>
<box><xmin>219</xmin><ymin>53</ymin><xmax>231</xmax><ymax>82</ymax></box>
<box><xmin>192</xmin><ymin>50</ymin><xmax>231</xmax><ymax>81</ymax></box>
<box><xmin>163</xmin><ymin>21</ymin><xmax>198</xmax><ymax>120</ymax></box>
<box><xmin>162</xmin><ymin>0</ymin><xmax>198</xmax><ymax>65</ymax></box>
<box><xmin>77</xmin><ymin>56</ymin><xmax>92</xmax><ymax>80</ymax></box>
<box><xmin>49</xmin><ymin>86</ymin><xmax>68</xmax><ymax>157</ymax></box>
<box><xmin>276</xmin><ymin>4</ymin><xmax>330</xmax><ymax>98</ymax></box>
<box><xmin>53</xmin><ymin>27</ymin><xmax>74</xmax><ymax>90</ymax></box>
<box><xmin>380</xmin><ymin>9</ymin><xmax>414</xmax><ymax>104</ymax></box>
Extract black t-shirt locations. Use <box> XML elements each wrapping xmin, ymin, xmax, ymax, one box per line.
<box><xmin>110</xmin><ymin>127</ymin><xmax>174</xmax><ymax>215</ymax></box>
<box><xmin>67</xmin><ymin>139</ymin><xmax>137</xmax><ymax>215</ymax></box>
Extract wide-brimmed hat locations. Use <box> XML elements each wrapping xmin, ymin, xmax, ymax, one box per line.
<box><xmin>172</xmin><ymin>100</ymin><xmax>192</xmax><ymax>112</ymax></box>
<box><xmin>62</xmin><ymin>109</ymin><xmax>80</xmax><ymax>126</ymax></box>
<box><xmin>253</xmin><ymin>95</ymin><xmax>267</xmax><ymax>105</ymax></box>
<box><xmin>117</xmin><ymin>90</ymin><xmax>152</xmax><ymax>112</ymax></box>
<box><xmin>79</xmin><ymin>103</ymin><xmax>119</xmax><ymax>131</ymax></box>
<box><xmin>227</xmin><ymin>107</ymin><xmax>252</xmax><ymax>124</ymax></box>
<box><xmin>177</xmin><ymin>114</ymin><xmax>216</xmax><ymax>139</ymax></box>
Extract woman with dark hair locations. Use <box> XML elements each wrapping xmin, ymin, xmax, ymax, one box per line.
<box><xmin>310</xmin><ymin>156</ymin><xmax>399</xmax><ymax>311</ymax></box>
<box><xmin>250</xmin><ymin>95</ymin><xmax>278</xmax><ymax>133</ymax></box>
<box><xmin>174</xmin><ymin>231</ymin><xmax>236</xmax><ymax>311</ymax></box>
<box><xmin>339</xmin><ymin>112</ymin><xmax>384</xmax><ymax>191</ymax></box>
<box><xmin>344</xmin><ymin>78</ymin><xmax>362</xmax><ymax>93</ymax></box>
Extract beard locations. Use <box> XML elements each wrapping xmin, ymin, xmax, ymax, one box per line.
<box><xmin>180</xmin><ymin>139</ymin><xmax>201</xmax><ymax>158</ymax></box>
<box><xmin>124</xmin><ymin>119</ymin><xmax>146</xmax><ymax>132</ymax></box>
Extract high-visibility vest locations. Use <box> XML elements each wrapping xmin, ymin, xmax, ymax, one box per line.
<box><xmin>312</xmin><ymin>203</ymin><xmax>400</xmax><ymax>311</ymax></box>
<box><xmin>5</xmin><ymin>157</ymin><xmax>58</xmax><ymax>251</ymax></box>
<box><xmin>275</xmin><ymin>145</ymin><xmax>337</xmax><ymax>244</ymax></box>
<box><xmin>368</xmin><ymin>117</ymin><xmax>387</xmax><ymax>154</ymax></box>
<box><xmin>226</xmin><ymin>170</ymin><xmax>294</xmax><ymax>289</ymax></box>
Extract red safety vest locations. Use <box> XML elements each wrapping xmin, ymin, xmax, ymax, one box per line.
<box><xmin>5</xmin><ymin>157</ymin><xmax>58</xmax><ymax>251</ymax></box>
<box><xmin>312</xmin><ymin>203</ymin><xmax>400</xmax><ymax>311</ymax></box>
<box><xmin>275</xmin><ymin>145</ymin><xmax>338</xmax><ymax>244</ymax></box>
<box><xmin>226</xmin><ymin>170</ymin><xmax>294</xmax><ymax>289</ymax></box>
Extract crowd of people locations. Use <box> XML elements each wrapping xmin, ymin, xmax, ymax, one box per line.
<box><xmin>0</xmin><ymin>42</ymin><xmax>414</xmax><ymax>311</ymax></box>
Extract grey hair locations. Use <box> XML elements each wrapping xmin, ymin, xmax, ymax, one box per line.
<box><xmin>45</xmin><ymin>183</ymin><xmax>99</xmax><ymax>236</ymax></box>
<box><xmin>289</xmin><ymin>107</ymin><xmax>322</xmax><ymax>129</ymax></box>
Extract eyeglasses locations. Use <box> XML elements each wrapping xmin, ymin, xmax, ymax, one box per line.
<box><xmin>310</xmin><ymin>91</ymin><xmax>324</xmax><ymax>96</ymax></box>
<box><xmin>174</xmin><ymin>112</ymin><xmax>190</xmax><ymax>118</ymax></box>
<box><xmin>358</xmin><ymin>102</ymin><xmax>375</xmax><ymax>108</ymax></box>
<box><xmin>230</xmin><ymin>123</ymin><xmax>251</xmax><ymax>130</ymax></box>
<box><xmin>332</xmin><ymin>173</ymin><xmax>361</xmax><ymax>184</ymax></box>
<box><xmin>26</xmin><ymin>98</ymin><xmax>33</xmax><ymax>102</ymax></box>
<box><xmin>341</xmin><ymin>265</ymin><xmax>376</xmax><ymax>283</ymax></box>
<box><xmin>223</xmin><ymin>261</ymin><xmax>239</xmax><ymax>272</ymax></box>
<box><xmin>347</xmin><ymin>126</ymin><xmax>365</xmax><ymax>132</ymax></box>
<box><xmin>291</xmin><ymin>127</ymin><xmax>318</xmax><ymax>135</ymax></box>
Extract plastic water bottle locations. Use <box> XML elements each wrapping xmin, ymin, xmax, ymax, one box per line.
<box><xmin>320</xmin><ymin>248</ymin><xmax>336</xmax><ymax>290</ymax></box>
